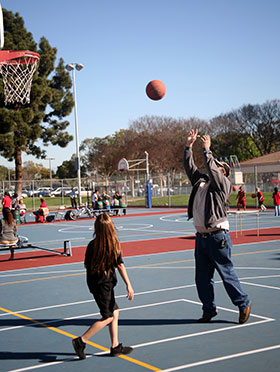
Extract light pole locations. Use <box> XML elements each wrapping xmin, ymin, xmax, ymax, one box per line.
<box><xmin>65</xmin><ymin>62</ymin><xmax>84</xmax><ymax>206</ymax></box>
<box><xmin>46</xmin><ymin>157</ymin><xmax>55</xmax><ymax>188</ymax></box>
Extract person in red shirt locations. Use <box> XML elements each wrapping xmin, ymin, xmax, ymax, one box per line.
<box><xmin>256</xmin><ymin>187</ymin><xmax>266</xmax><ymax>211</ymax></box>
<box><xmin>2</xmin><ymin>191</ymin><xmax>12</xmax><ymax>212</ymax></box>
<box><xmin>272</xmin><ymin>187</ymin><xmax>280</xmax><ymax>216</ymax></box>
<box><xmin>33</xmin><ymin>198</ymin><xmax>49</xmax><ymax>222</ymax></box>
<box><xmin>237</xmin><ymin>186</ymin><xmax>246</xmax><ymax>210</ymax></box>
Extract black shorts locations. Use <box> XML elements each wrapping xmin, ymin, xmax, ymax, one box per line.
<box><xmin>91</xmin><ymin>282</ymin><xmax>118</xmax><ymax>319</ymax></box>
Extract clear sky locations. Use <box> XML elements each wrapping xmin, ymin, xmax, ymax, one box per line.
<box><xmin>1</xmin><ymin>0</ymin><xmax>280</xmax><ymax>171</ymax></box>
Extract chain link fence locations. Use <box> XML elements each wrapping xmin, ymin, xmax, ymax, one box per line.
<box><xmin>1</xmin><ymin>169</ymin><xmax>279</xmax><ymax>210</ymax></box>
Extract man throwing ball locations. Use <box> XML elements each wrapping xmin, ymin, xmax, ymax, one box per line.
<box><xmin>183</xmin><ymin>129</ymin><xmax>252</xmax><ymax>323</ymax></box>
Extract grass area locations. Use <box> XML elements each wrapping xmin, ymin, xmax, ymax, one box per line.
<box><xmin>22</xmin><ymin>196</ymin><xmax>90</xmax><ymax>211</ymax></box>
<box><xmin>21</xmin><ymin>192</ymin><xmax>274</xmax><ymax>210</ymax></box>
<box><xmin>128</xmin><ymin>192</ymin><xmax>274</xmax><ymax>208</ymax></box>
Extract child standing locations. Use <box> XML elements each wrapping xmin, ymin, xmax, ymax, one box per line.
<box><xmin>256</xmin><ymin>187</ymin><xmax>266</xmax><ymax>211</ymax></box>
<box><xmin>272</xmin><ymin>187</ymin><xmax>280</xmax><ymax>216</ymax></box>
<box><xmin>237</xmin><ymin>186</ymin><xmax>246</xmax><ymax>210</ymax></box>
<box><xmin>72</xmin><ymin>213</ymin><xmax>134</xmax><ymax>360</ymax></box>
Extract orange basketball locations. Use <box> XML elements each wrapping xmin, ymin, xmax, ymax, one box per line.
<box><xmin>251</xmin><ymin>193</ymin><xmax>256</xmax><ymax>198</ymax></box>
<box><xmin>232</xmin><ymin>185</ymin><xmax>237</xmax><ymax>191</ymax></box>
<box><xmin>146</xmin><ymin>80</ymin><xmax>166</xmax><ymax>101</ymax></box>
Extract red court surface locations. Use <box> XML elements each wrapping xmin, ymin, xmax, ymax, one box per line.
<box><xmin>1</xmin><ymin>227</ymin><xmax>280</xmax><ymax>272</ymax></box>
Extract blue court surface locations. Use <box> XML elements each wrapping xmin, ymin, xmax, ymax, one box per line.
<box><xmin>0</xmin><ymin>209</ymin><xmax>280</xmax><ymax>372</ymax></box>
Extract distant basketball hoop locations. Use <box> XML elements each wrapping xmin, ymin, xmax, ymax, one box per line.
<box><xmin>118</xmin><ymin>158</ymin><xmax>129</xmax><ymax>172</ymax></box>
<box><xmin>0</xmin><ymin>50</ymin><xmax>40</xmax><ymax>105</ymax></box>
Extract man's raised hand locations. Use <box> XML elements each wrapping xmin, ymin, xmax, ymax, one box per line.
<box><xmin>186</xmin><ymin>129</ymin><xmax>199</xmax><ymax>147</ymax></box>
<box><xmin>200</xmin><ymin>134</ymin><xmax>211</xmax><ymax>149</ymax></box>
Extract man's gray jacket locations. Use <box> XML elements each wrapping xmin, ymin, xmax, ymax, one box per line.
<box><xmin>183</xmin><ymin>146</ymin><xmax>231</xmax><ymax>229</ymax></box>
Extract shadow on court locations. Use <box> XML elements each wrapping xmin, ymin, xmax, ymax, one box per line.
<box><xmin>0</xmin><ymin>253</ymin><xmax>60</xmax><ymax>263</ymax></box>
<box><xmin>178</xmin><ymin>236</ymin><xmax>196</xmax><ymax>240</ymax></box>
<box><xmin>0</xmin><ymin>351</ymin><xmax>78</xmax><ymax>362</ymax></box>
<box><xmin>0</xmin><ymin>317</ymin><xmax>236</xmax><ymax>328</ymax></box>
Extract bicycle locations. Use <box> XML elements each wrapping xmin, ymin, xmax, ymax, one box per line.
<box><xmin>65</xmin><ymin>205</ymin><xmax>94</xmax><ymax>220</ymax></box>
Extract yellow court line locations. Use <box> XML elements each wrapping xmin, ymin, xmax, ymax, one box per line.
<box><xmin>0</xmin><ymin>272</ymin><xmax>84</xmax><ymax>286</ymax></box>
<box><xmin>130</xmin><ymin>258</ymin><xmax>195</xmax><ymax>268</ymax></box>
<box><xmin>232</xmin><ymin>248</ymin><xmax>280</xmax><ymax>256</ymax></box>
<box><xmin>0</xmin><ymin>305</ymin><xmax>161</xmax><ymax>371</ymax></box>
<box><xmin>1</xmin><ymin>248</ymin><xmax>280</xmax><ymax>286</ymax></box>
<box><xmin>130</xmin><ymin>248</ymin><xmax>280</xmax><ymax>268</ymax></box>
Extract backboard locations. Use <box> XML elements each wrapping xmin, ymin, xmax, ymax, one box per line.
<box><xmin>0</xmin><ymin>3</ymin><xmax>4</xmax><ymax>49</ymax></box>
<box><xmin>118</xmin><ymin>158</ymin><xmax>129</xmax><ymax>172</ymax></box>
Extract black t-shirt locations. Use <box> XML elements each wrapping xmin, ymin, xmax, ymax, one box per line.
<box><xmin>84</xmin><ymin>240</ymin><xmax>123</xmax><ymax>292</ymax></box>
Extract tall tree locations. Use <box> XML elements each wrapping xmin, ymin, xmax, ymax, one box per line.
<box><xmin>129</xmin><ymin>116</ymin><xmax>209</xmax><ymax>171</ymax></box>
<box><xmin>22</xmin><ymin>161</ymin><xmax>50</xmax><ymax>180</ymax></box>
<box><xmin>0</xmin><ymin>9</ymin><xmax>74</xmax><ymax>195</ymax></box>
<box><xmin>0</xmin><ymin>165</ymin><xmax>8</xmax><ymax>180</ymax></box>
<box><xmin>56</xmin><ymin>154</ymin><xmax>87</xmax><ymax>179</ymax></box>
<box><xmin>210</xmin><ymin>100</ymin><xmax>280</xmax><ymax>157</ymax></box>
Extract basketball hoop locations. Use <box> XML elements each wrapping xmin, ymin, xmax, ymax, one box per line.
<box><xmin>0</xmin><ymin>50</ymin><xmax>40</xmax><ymax>105</ymax></box>
<box><xmin>118</xmin><ymin>158</ymin><xmax>129</xmax><ymax>172</ymax></box>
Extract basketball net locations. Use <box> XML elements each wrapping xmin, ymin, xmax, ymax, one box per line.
<box><xmin>0</xmin><ymin>51</ymin><xmax>40</xmax><ymax>105</ymax></box>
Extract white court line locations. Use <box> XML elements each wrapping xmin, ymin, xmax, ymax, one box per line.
<box><xmin>0</xmin><ymin>263</ymin><xmax>280</xmax><ymax>279</ymax></box>
<box><xmin>0</xmin><ymin>285</ymin><xmax>194</xmax><ymax>318</ymax></box>
<box><xmin>8</xmin><ymin>342</ymin><xmax>280</xmax><ymax>372</ymax></box>
<box><xmin>0</xmin><ymin>294</ymin><xmax>273</xmax><ymax>334</ymax></box>
<box><xmin>1</xmin><ymin>273</ymin><xmax>278</xmax><ymax>318</ymax></box>
<box><xmin>2</xmin><ymin>299</ymin><xmax>276</xmax><ymax>372</ymax></box>
<box><xmin>0</xmin><ymin>300</ymin><xmax>184</xmax><ymax>332</ymax></box>
<box><xmin>0</xmin><ymin>299</ymin><xmax>95</xmax><ymax>318</ymax></box>
<box><xmin>181</xmin><ymin>299</ymin><xmax>273</xmax><ymax>321</ymax></box>
<box><xmin>240</xmin><ymin>281</ymin><xmax>280</xmax><ymax>291</ymax></box>
<box><xmin>237</xmin><ymin>274</ymin><xmax>280</xmax><ymax>279</ymax></box>
<box><xmin>5</xmin><ymin>360</ymin><xmax>70</xmax><ymax>372</ymax></box>
<box><xmin>2</xmin><ymin>297</ymin><xmax>275</xmax><ymax>351</ymax></box>
<box><xmin>159</xmin><ymin>344</ymin><xmax>280</xmax><ymax>372</ymax></box>
<box><xmin>94</xmin><ymin>319</ymin><xmax>272</xmax><ymax>355</ymax></box>
<box><xmin>234</xmin><ymin>268</ymin><xmax>280</xmax><ymax>271</ymax></box>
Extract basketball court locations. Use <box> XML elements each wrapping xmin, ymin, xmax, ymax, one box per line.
<box><xmin>0</xmin><ymin>208</ymin><xmax>280</xmax><ymax>372</ymax></box>
<box><xmin>0</xmin><ymin>3</ymin><xmax>279</xmax><ymax>372</ymax></box>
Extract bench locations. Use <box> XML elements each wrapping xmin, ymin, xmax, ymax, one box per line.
<box><xmin>0</xmin><ymin>236</ymin><xmax>73</xmax><ymax>257</ymax></box>
<box><xmin>92</xmin><ymin>207</ymin><xmax>127</xmax><ymax>217</ymax></box>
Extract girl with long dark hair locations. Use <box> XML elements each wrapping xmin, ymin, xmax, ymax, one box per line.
<box><xmin>72</xmin><ymin>213</ymin><xmax>134</xmax><ymax>360</ymax></box>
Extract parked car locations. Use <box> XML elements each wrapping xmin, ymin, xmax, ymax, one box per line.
<box><xmin>37</xmin><ymin>188</ymin><xmax>52</xmax><ymax>197</ymax></box>
<box><xmin>50</xmin><ymin>187</ymin><xmax>73</xmax><ymax>197</ymax></box>
<box><xmin>21</xmin><ymin>190</ymin><xmax>29</xmax><ymax>198</ymax></box>
<box><xmin>63</xmin><ymin>187</ymin><xmax>89</xmax><ymax>197</ymax></box>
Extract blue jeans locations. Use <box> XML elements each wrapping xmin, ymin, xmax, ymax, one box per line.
<box><xmin>195</xmin><ymin>231</ymin><xmax>250</xmax><ymax>314</ymax></box>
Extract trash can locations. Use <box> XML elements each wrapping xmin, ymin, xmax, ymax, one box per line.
<box><xmin>13</xmin><ymin>209</ymin><xmax>21</xmax><ymax>225</ymax></box>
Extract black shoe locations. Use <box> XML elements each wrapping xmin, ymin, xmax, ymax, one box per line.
<box><xmin>72</xmin><ymin>337</ymin><xmax>86</xmax><ymax>359</ymax></box>
<box><xmin>110</xmin><ymin>343</ymin><xmax>133</xmax><ymax>356</ymax></box>
<box><xmin>198</xmin><ymin>311</ymin><xmax>218</xmax><ymax>323</ymax></box>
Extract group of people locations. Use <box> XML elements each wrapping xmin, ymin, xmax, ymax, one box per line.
<box><xmin>236</xmin><ymin>185</ymin><xmax>280</xmax><ymax>215</ymax></box>
<box><xmin>69</xmin><ymin>188</ymin><xmax>127</xmax><ymax>216</ymax></box>
<box><xmin>237</xmin><ymin>186</ymin><xmax>266</xmax><ymax>211</ymax></box>
<box><xmin>91</xmin><ymin>190</ymin><xmax>127</xmax><ymax>216</ymax></box>
<box><xmin>2</xmin><ymin>191</ymin><xmax>27</xmax><ymax>218</ymax></box>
